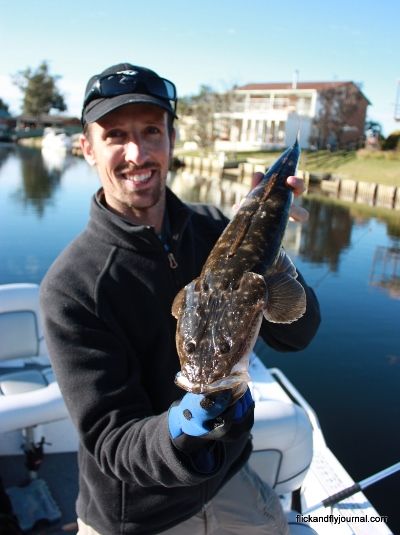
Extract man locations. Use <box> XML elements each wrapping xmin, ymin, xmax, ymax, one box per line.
<box><xmin>40</xmin><ymin>63</ymin><xmax>320</xmax><ymax>535</ymax></box>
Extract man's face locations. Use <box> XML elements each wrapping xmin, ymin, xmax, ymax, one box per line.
<box><xmin>81</xmin><ymin>103</ymin><xmax>175</xmax><ymax>228</ymax></box>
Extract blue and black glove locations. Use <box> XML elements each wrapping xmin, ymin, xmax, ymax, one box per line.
<box><xmin>168</xmin><ymin>387</ymin><xmax>254</xmax><ymax>451</ymax></box>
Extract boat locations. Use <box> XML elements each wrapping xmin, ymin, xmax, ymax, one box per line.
<box><xmin>41</xmin><ymin>127</ymin><xmax>72</xmax><ymax>153</ymax></box>
<box><xmin>0</xmin><ymin>283</ymin><xmax>394</xmax><ymax>534</ymax></box>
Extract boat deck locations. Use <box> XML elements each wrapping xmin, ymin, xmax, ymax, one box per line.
<box><xmin>0</xmin><ymin>452</ymin><xmax>78</xmax><ymax>534</ymax></box>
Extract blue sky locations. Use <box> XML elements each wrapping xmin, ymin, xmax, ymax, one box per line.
<box><xmin>0</xmin><ymin>0</ymin><xmax>398</xmax><ymax>135</ymax></box>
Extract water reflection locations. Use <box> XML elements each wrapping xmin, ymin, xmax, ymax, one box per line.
<box><xmin>13</xmin><ymin>146</ymin><xmax>73</xmax><ymax>217</ymax></box>
<box><xmin>299</xmin><ymin>197</ymin><xmax>352</xmax><ymax>271</ymax></box>
<box><xmin>41</xmin><ymin>146</ymin><xmax>71</xmax><ymax>174</ymax></box>
<box><xmin>2</xmin><ymin>152</ymin><xmax>400</xmax><ymax>283</ymax></box>
<box><xmin>169</xmin><ymin>170</ymin><xmax>246</xmax><ymax>219</ymax></box>
<box><xmin>0</xmin><ymin>143</ymin><xmax>13</xmax><ymax>172</ymax></box>
<box><xmin>370</xmin><ymin>246</ymin><xmax>400</xmax><ymax>299</ymax></box>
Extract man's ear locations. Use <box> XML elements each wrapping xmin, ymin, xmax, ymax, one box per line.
<box><xmin>80</xmin><ymin>134</ymin><xmax>96</xmax><ymax>166</ymax></box>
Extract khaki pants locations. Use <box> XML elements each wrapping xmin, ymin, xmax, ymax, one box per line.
<box><xmin>77</xmin><ymin>463</ymin><xmax>289</xmax><ymax>534</ymax></box>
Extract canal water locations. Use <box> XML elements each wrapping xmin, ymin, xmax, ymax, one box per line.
<box><xmin>1</xmin><ymin>144</ymin><xmax>399</xmax><ymax>532</ymax></box>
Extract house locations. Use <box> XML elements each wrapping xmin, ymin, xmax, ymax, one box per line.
<box><xmin>0</xmin><ymin>110</ymin><xmax>16</xmax><ymax>142</ymax></box>
<box><xmin>212</xmin><ymin>81</ymin><xmax>370</xmax><ymax>151</ymax></box>
<box><xmin>15</xmin><ymin>114</ymin><xmax>81</xmax><ymax>138</ymax></box>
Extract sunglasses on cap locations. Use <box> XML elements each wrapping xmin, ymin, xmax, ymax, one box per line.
<box><xmin>83</xmin><ymin>70</ymin><xmax>178</xmax><ymax>114</ymax></box>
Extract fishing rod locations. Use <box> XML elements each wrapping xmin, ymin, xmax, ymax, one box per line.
<box><xmin>303</xmin><ymin>461</ymin><xmax>400</xmax><ymax>514</ymax></box>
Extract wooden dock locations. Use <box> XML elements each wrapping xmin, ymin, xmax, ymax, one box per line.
<box><xmin>321</xmin><ymin>177</ymin><xmax>399</xmax><ymax>210</ymax></box>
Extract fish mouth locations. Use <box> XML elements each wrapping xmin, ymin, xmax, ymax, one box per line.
<box><xmin>175</xmin><ymin>371</ymin><xmax>249</xmax><ymax>402</ymax></box>
<box><xmin>175</xmin><ymin>367</ymin><xmax>251</xmax><ymax>394</ymax></box>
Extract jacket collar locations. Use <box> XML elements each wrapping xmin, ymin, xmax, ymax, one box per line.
<box><xmin>88</xmin><ymin>187</ymin><xmax>191</xmax><ymax>250</ymax></box>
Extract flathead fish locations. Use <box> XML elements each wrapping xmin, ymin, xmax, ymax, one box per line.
<box><xmin>172</xmin><ymin>138</ymin><xmax>306</xmax><ymax>396</ymax></box>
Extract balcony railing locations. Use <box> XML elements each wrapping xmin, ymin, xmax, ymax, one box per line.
<box><xmin>230</xmin><ymin>99</ymin><xmax>311</xmax><ymax>114</ymax></box>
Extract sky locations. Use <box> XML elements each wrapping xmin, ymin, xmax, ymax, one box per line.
<box><xmin>0</xmin><ymin>0</ymin><xmax>398</xmax><ymax>136</ymax></box>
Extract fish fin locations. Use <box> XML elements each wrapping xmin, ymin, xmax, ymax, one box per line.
<box><xmin>264</xmin><ymin>272</ymin><xmax>306</xmax><ymax>324</ymax></box>
<box><xmin>172</xmin><ymin>277</ymin><xmax>202</xmax><ymax>318</ymax></box>
<box><xmin>171</xmin><ymin>287</ymin><xmax>186</xmax><ymax>318</ymax></box>
<box><xmin>271</xmin><ymin>247</ymin><xmax>298</xmax><ymax>278</ymax></box>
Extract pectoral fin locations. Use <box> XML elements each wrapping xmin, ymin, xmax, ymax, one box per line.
<box><xmin>172</xmin><ymin>287</ymin><xmax>186</xmax><ymax>318</ymax></box>
<box><xmin>172</xmin><ymin>277</ymin><xmax>201</xmax><ymax>318</ymax></box>
<box><xmin>270</xmin><ymin>247</ymin><xmax>298</xmax><ymax>278</ymax></box>
<box><xmin>263</xmin><ymin>249</ymin><xmax>306</xmax><ymax>323</ymax></box>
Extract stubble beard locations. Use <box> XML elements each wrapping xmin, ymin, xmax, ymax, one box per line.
<box><xmin>115</xmin><ymin>161</ymin><xmax>169</xmax><ymax>226</ymax></box>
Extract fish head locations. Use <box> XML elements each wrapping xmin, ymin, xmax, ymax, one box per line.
<box><xmin>172</xmin><ymin>272</ymin><xmax>267</xmax><ymax>394</ymax></box>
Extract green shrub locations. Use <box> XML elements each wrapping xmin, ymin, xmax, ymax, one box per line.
<box><xmin>382</xmin><ymin>131</ymin><xmax>400</xmax><ymax>151</ymax></box>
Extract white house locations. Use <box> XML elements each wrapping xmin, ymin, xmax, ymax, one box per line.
<box><xmin>212</xmin><ymin>81</ymin><xmax>369</xmax><ymax>151</ymax></box>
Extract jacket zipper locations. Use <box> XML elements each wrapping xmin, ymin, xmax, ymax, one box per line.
<box><xmin>167</xmin><ymin>252</ymin><xmax>178</xmax><ymax>269</ymax></box>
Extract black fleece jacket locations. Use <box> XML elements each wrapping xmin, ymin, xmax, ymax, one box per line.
<box><xmin>40</xmin><ymin>187</ymin><xmax>320</xmax><ymax>535</ymax></box>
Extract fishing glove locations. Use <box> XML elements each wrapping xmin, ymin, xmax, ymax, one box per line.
<box><xmin>168</xmin><ymin>387</ymin><xmax>254</xmax><ymax>447</ymax></box>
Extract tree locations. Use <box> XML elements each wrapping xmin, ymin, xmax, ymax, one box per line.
<box><xmin>364</xmin><ymin>119</ymin><xmax>384</xmax><ymax>149</ymax></box>
<box><xmin>180</xmin><ymin>85</ymin><xmax>236</xmax><ymax>151</ymax></box>
<box><xmin>365</xmin><ymin>119</ymin><xmax>383</xmax><ymax>138</ymax></box>
<box><xmin>381</xmin><ymin>130</ymin><xmax>400</xmax><ymax>151</ymax></box>
<box><xmin>311</xmin><ymin>84</ymin><xmax>363</xmax><ymax>149</ymax></box>
<box><xmin>13</xmin><ymin>61</ymin><xmax>67</xmax><ymax>116</ymax></box>
<box><xmin>0</xmin><ymin>98</ymin><xmax>9</xmax><ymax>112</ymax></box>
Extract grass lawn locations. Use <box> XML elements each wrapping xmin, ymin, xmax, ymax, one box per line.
<box><xmin>301</xmin><ymin>151</ymin><xmax>400</xmax><ymax>186</ymax></box>
<box><xmin>234</xmin><ymin>150</ymin><xmax>400</xmax><ymax>187</ymax></box>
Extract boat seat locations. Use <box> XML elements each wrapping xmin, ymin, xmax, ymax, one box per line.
<box><xmin>249</xmin><ymin>354</ymin><xmax>313</xmax><ymax>495</ymax></box>
<box><xmin>0</xmin><ymin>283</ymin><xmax>68</xmax><ymax>435</ymax></box>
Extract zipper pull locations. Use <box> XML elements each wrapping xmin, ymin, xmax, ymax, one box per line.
<box><xmin>168</xmin><ymin>252</ymin><xmax>178</xmax><ymax>269</ymax></box>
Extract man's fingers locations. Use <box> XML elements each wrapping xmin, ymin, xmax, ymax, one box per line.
<box><xmin>286</xmin><ymin>175</ymin><xmax>306</xmax><ymax>196</ymax></box>
<box><xmin>289</xmin><ymin>204</ymin><xmax>309</xmax><ymax>223</ymax></box>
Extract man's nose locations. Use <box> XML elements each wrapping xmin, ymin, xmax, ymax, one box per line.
<box><xmin>125</xmin><ymin>140</ymin><xmax>148</xmax><ymax>165</ymax></box>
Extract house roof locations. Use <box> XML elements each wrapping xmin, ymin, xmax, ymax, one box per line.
<box><xmin>15</xmin><ymin>114</ymin><xmax>80</xmax><ymax>125</ymax></box>
<box><xmin>237</xmin><ymin>81</ymin><xmax>370</xmax><ymax>103</ymax></box>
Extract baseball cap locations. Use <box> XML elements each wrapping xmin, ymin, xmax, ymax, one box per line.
<box><xmin>81</xmin><ymin>63</ymin><xmax>178</xmax><ymax>125</ymax></box>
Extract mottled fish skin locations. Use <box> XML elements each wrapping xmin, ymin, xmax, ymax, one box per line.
<box><xmin>172</xmin><ymin>138</ymin><xmax>306</xmax><ymax>395</ymax></box>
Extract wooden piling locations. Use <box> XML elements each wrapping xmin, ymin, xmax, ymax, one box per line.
<box><xmin>375</xmin><ymin>184</ymin><xmax>397</xmax><ymax>209</ymax></box>
<box><xmin>339</xmin><ymin>179</ymin><xmax>358</xmax><ymax>202</ymax></box>
<box><xmin>394</xmin><ymin>188</ymin><xmax>400</xmax><ymax>211</ymax></box>
<box><xmin>321</xmin><ymin>178</ymin><xmax>341</xmax><ymax>195</ymax></box>
<box><xmin>356</xmin><ymin>181</ymin><xmax>377</xmax><ymax>206</ymax></box>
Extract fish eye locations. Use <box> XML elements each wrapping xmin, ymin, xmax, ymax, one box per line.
<box><xmin>219</xmin><ymin>340</ymin><xmax>231</xmax><ymax>354</ymax></box>
<box><xmin>185</xmin><ymin>341</ymin><xmax>196</xmax><ymax>353</ymax></box>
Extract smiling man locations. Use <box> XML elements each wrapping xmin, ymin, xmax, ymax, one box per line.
<box><xmin>40</xmin><ymin>63</ymin><xmax>320</xmax><ymax>535</ymax></box>
<box><xmin>81</xmin><ymin>103</ymin><xmax>174</xmax><ymax>231</ymax></box>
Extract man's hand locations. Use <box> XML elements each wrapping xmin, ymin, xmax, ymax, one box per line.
<box><xmin>168</xmin><ymin>388</ymin><xmax>254</xmax><ymax>447</ymax></box>
<box><xmin>251</xmin><ymin>172</ymin><xmax>309</xmax><ymax>223</ymax></box>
